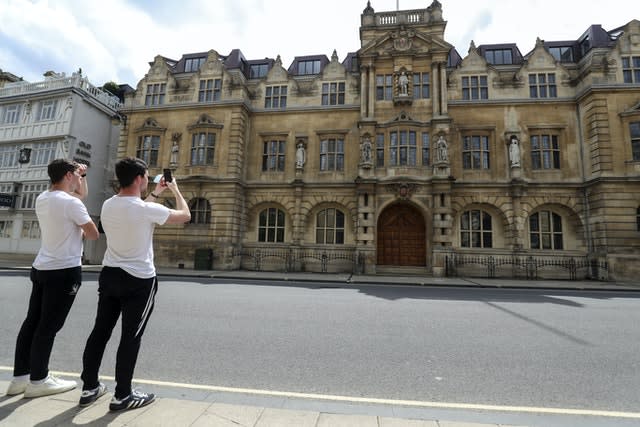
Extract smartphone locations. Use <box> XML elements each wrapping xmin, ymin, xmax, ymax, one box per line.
<box><xmin>153</xmin><ymin>174</ymin><xmax>163</xmax><ymax>183</ymax></box>
<box><xmin>163</xmin><ymin>168</ymin><xmax>173</xmax><ymax>183</ymax></box>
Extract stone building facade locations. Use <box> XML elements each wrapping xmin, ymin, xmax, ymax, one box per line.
<box><xmin>118</xmin><ymin>1</ymin><xmax>640</xmax><ymax>280</ymax></box>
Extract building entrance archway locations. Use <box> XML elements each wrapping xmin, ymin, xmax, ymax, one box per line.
<box><xmin>377</xmin><ymin>203</ymin><xmax>426</xmax><ymax>266</ymax></box>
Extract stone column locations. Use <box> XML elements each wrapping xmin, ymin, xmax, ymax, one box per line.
<box><xmin>431</xmin><ymin>62</ymin><xmax>440</xmax><ymax>116</ymax></box>
<box><xmin>439</xmin><ymin>62</ymin><xmax>448</xmax><ymax>115</ymax></box>
<box><xmin>367</xmin><ymin>65</ymin><xmax>375</xmax><ymax>119</ymax></box>
<box><xmin>360</xmin><ymin>66</ymin><xmax>368</xmax><ymax>119</ymax></box>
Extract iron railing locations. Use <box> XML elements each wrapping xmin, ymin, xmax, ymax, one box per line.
<box><xmin>232</xmin><ymin>247</ymin><xmax>363</xmax><ymax>273</ymax></box>
<box><xmin>446</xmin><ymin>252</ymin><xmax>608</xmax><ymax>281</ymax></box>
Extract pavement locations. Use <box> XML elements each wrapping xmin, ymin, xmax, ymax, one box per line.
<box><xmin>1</xmin><ymin>253</ymin><xmax>638</xmax><ymax>426</ymax></box>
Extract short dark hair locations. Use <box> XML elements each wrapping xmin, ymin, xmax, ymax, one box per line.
<box><xmin>48</xmin><ymin>159</ymin><xmax>78</xmax><ymax>184</ymax></box>
<box><xmin>115</xmin><ymin>157</ymin><xmax>148</xmax><ymax>188</ymax></box>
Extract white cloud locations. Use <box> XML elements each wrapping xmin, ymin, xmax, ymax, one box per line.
<box><xmin>0</xmin><ymin>0</ymin><xmax>637</xmax><ymax>87</ymax></box>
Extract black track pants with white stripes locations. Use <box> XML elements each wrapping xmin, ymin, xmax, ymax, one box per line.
<box><xmin>81</xmin><ymin>266</ymin><xmax>157</xmax><ymax>399</ymax></box>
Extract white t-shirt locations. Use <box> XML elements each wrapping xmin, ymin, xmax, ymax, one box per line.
<box><xmin>101</xmin><ymin>195</ymin><xmax>170</xmax><ymax>279</ymax></box>
<box><xmin>33</xmin><ymin>190</ymin><xmax>92</xmax><ymax>270</ymax></box>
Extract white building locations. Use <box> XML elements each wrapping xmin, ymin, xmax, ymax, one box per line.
<box><xmin>0</xmin><ymin>70</ymin><xmax>122</xmax><ymax>263</ymax></box>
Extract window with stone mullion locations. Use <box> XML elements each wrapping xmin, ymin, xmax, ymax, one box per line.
<box><xmin>528</xmin><ymin>73</ymin><xmax>557</xmax><ymax>98</ymax></box>
<box><xmin>262</xmin><ymin>140</ymin><xmax>285</xmax><ymax>171</ymax></box>
<box><xmin>531</xmin><ymin>134</ymin><xmax>560</xmax><ymax>169</ymax></box>
<box><xmin>389</xmin><ymin>130</ymin><xmax>417</xmax><ymax>166</ymax></box>
<box><xmin>136</xmin><ymin>135</ymin><xmax>160</xmax><ymax>166</ymax></box>
<box><xmin>375</xmin><ymin>75</ymin><xmax>393</xmax><ymax>100</ymax></box>
<box><xmin>320</xmin><ymin>138</ymin><xmax>344</xmax><ymax>171</ymax></box>
<box><xmin>462</xmin><ymin>135</ymin><xmax>490</xmax><ymax>169</ymax></box>
<box><xmin>258</xmin><ymin>208</ymin><xmax>285</xmax><ymax>242</ymax></box>
<box><xmin>321</xmin><ymin>82</ymin><xmax>345</xmax><ymax>105</ymax></box>
<box><xmin>630</xmin><ymin>122</ymin><xmax>640</xmax><ymax>161</ymax></box>
<box><xmin>198</xmin><ymin>79</ymin><xmax>221</xmax><ymax>102</ymax></box>
<box><xmin>529</xmin><ymin>211</ymin><xmax>563</xmax><ymax>250</ymax></box>
<box><xmin>622</xmin><ymin>56</ymin><xmax>640</xmax><ymax>83</ymax></box>
<box><xmin>460</xmin><ymin>210</ymin><xmax>492</xmax><ymax>248</ymax></box>
<box><xmin>145</xmin><ymin>83</ymin><xmax>166</xmax><ymax>106</ymax></box>
<box><xmin>316</xmin><ymin>208</ymin><xmax>345</xmax><ymax>244</ymax></box>
<box><xmin>412</xmin><ymin>72</ymin><xmax>430</xmax><ymax>99</ymax></box>
<box><xmin>265</xmin><ymin>85</ymin><xmax>287</xmax><ymax>109</ymax></box>
<box><xmin>191</xmin><ymin>132</ymin><xmax>216</xmax><ymax>165</ymax></box>
<box><xmin>462</xmin><ymin>75</ymin><xmax>488</xmax><ymax>100</ymax></box>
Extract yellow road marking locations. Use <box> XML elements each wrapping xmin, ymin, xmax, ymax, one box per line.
<box><xmin>1</xmin><ymin>366</ymin><xmax>638</xmax><ymax>419</ymax></box>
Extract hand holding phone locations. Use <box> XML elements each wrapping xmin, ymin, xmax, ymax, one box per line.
<box><xmin>163</xmin><ymin>168</ymin><xmax>173</xmax><ymax>183</ymax></box>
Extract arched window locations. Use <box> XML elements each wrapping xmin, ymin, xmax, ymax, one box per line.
<box><xmin>316</xmin><ymin>208</ymin><xmax>345</xmax><ymax>244</ymax></box>
<box><xmin>530</xmin><ymin>211</ymin><xmax>563</xmax><ymax>249</ymax></box>
<box><xmin>460</xmin><ymin>210</ymin><xmax>492</xmax><ymax>248</ymax></box>
<box><xmin>258</xmin><ymin>208</ymin><xmax>285</xmax><ymax>242</ymax></box>
<box><xmin>189</xmin><ymin>198</ymin><xmax>211</xmax><ymax>224</ymax></box>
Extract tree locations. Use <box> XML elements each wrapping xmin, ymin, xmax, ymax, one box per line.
<box><xmin>102</xmin><ymin>81</ymin><xmax>119</xmax><ymax>96</ymax></box>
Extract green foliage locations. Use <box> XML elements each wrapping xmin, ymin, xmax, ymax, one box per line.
<box><xmin>102</xmin><ymin>81</ymin><xmax>119</xmax><ymax>95</ymax></box>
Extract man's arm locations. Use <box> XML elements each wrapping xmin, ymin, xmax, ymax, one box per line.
<box><xmin>164</xmin><ymin>178</ymin><xmax>191</xmax><ymax>224</ymax></box>
<box><xmin>71</xmin><ymin>164</ymin><xmax>89</xmax><ymax>200</ymax></box>
<box><xmin>80</xmin><ymin>220</ymin><xmax>99</xmax><ymax>240</ymax></box>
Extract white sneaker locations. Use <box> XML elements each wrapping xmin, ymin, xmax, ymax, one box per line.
<box><xmin>6</xmin><ymin>378</ymin><xmax>28</xmax><ymax>396</ymax></box>
<box><xmin>23</xmin><ymin>375</ymin><xmax>77</xmax><ymax>398</ymax></box>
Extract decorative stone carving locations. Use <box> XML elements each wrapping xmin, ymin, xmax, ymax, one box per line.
<box><xmin>435</xmin><ymin>134</ymin><xmax>448</xmax><ymax>163</ymax></box>
<box><xmin>360</xmin><ymin>135</ymin><xmax>373</xmax><ymax>168</ymax></box>
<box><xmin>508</xmin><ymin>135</ymin><xmax>521</xmax><ymax>168</ymax></box>
<box><xmin>392</xmin><ymin>28</ymin><xmax>416</xmax><ymax>52</ymax></box>
<box><xmin>170</xmin><ymin>132</ymin><xmax>181</xmax><ymax>166</ymax></box>
<box><xmin>295</xmin><ymin>140</ymin><xmax>306</xmax><ymax>169</ymax></box>
<box><xmin>387</xmin><ymin>183</ymin><xmax>417</xmax><ymax>200</ymax></box>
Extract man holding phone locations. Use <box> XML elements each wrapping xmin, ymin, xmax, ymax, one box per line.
<box><xmin>78</xmin><ymin>158</ymin><xmax>190</xmax><ymax>410</ymax></box>
<box><xmin>7</xmin><ymin>159</ymin><xmax>99</xmax><ymax>398</ymax></box>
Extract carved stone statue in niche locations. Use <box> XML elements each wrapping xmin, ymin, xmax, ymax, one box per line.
<box><xmin>360</xmin><ymin>136</ymin><xmax>372</xmax><ymax>166</ymax></box>
<box><xmin>295</xmin><ymin>142</ymin><xmax>306</xmax><ymax>169</ymax></box>
<box><xmin>170</xmin><ymin>132</ymin><xmax>181</xmax><ymax>166</ymax></box>
<box><xmin>508</xmin><ymin>135</ymin><xmax>521</xmax><ymax>167</ymax></box>
<box><xmin>435</xmin><ymin>134</ymin><xmax>448</xmax><ymax>163</ymax></box>
<box><xmin>398</xmin><ymin>71</ymin><xmax>409</xmax><ymax>96</ymax></box>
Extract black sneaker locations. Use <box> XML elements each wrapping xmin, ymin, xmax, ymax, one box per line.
<box><xmin>109</xmin><ymin>389</ymin><xmax>155</xmax><ymax>411</ymax></box>
<box><xmin>79</xmin><ymin>383</ymin><xmax>107</xmax><ymax>407</ymax></box>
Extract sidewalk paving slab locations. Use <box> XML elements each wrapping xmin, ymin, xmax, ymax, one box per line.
<box><xmin>191</xmin><ymin>402</ymin><xmax>264</xmax><ymax>427</ymax></box>
<box><xmin>0</xmin><ymin>380</ymin><xmax>527</xmax><ymax>427</ymax></box>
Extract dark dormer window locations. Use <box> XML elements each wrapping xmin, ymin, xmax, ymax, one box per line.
<box><xmin>297</xmin><ymin>60</ymin><xmax>321</xmax><ymax>75</ymax></box>
<box><xmin>579</xmin><ymin>36</ymin><xmax>591</xmax><ymax>56</ymax></box>
<box><xmin>548</xmin><ymin>46</ymin><xmax>574</xmax><ymax>62</ymax></box>
<box><xmin>250</xmin><ymin>64</ymin><xmax>269</xmax><ymax>79</ymax></box>
<box><xmin>485</xmin><ymin>49</ymin><xmax>512</xmax><ymax>65</ymax></box>
<box><xmin>185</xmin><ymin>57</ymin><xmax>206</xmax><ymax>72</ymax></box>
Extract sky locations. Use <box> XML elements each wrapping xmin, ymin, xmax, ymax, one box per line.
<box><xmin>1</xmin><ymin>0</ymin><xmax>638</xmax><ymax>88</ymax></box>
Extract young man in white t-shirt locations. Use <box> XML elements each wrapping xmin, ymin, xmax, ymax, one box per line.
<box><xmin>79</xmin><ymin>157</ymin><xmax>190</xmax><ymax>410</ymax></box>
<box><xmin>7</xmin><ymin>159</ymin><xmax>99</xmax><ymax>398</ymax></box>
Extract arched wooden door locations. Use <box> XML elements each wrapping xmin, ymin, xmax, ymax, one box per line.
<box><xmin>377</xmin><ymin>203</ymin><xmax>426</xmax><ymax>266</ymax></box>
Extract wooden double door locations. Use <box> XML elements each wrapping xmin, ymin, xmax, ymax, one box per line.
<box><xmin>377</xmin><ymin>203</ymin><xmax>426</xmax><ymax>266</ymax></box>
